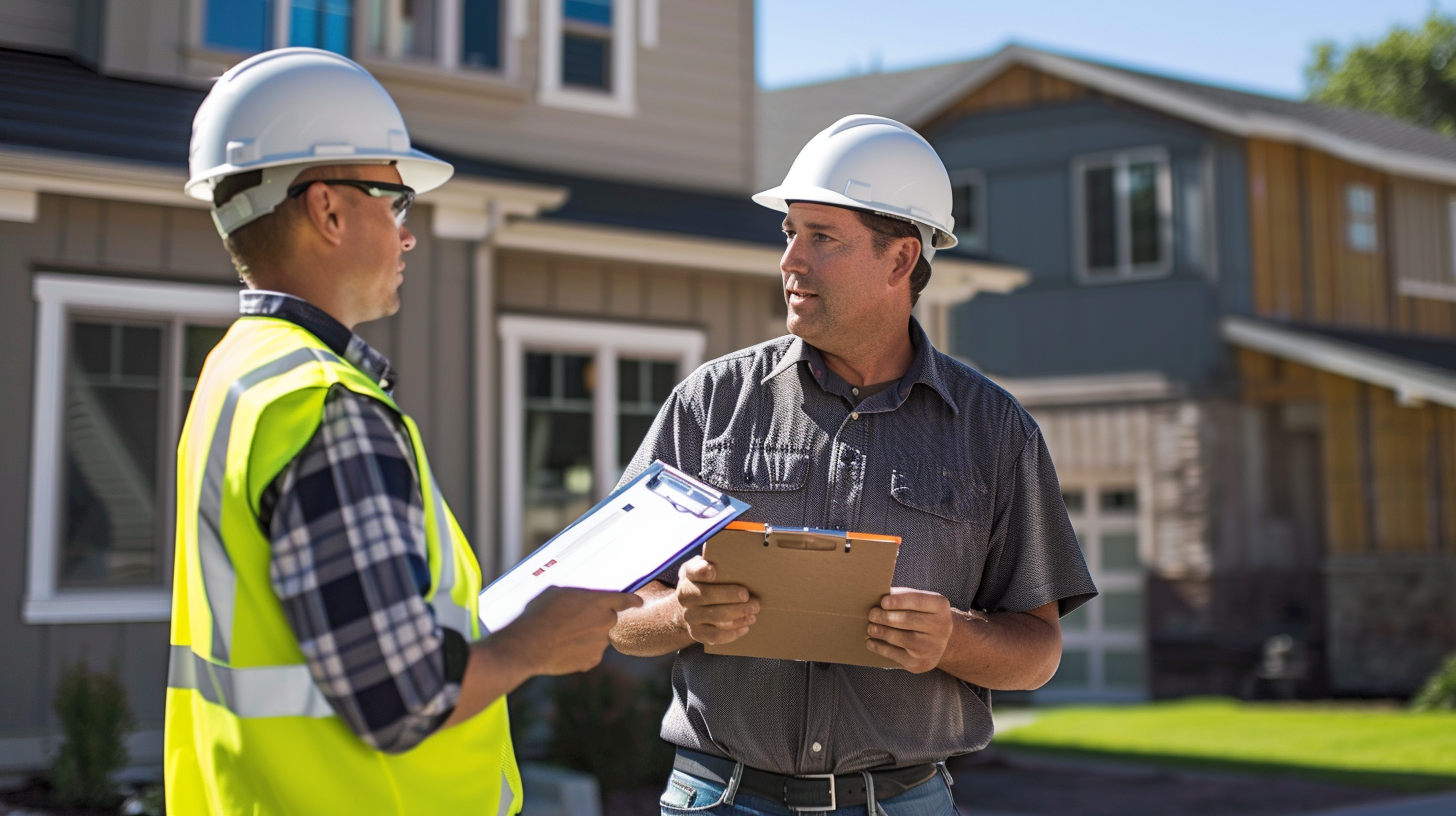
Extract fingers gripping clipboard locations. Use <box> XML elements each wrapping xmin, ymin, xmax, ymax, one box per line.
<box><xmin>702</xmin><ymin>522</ymin><xmax>902</xmax><ymax>668</ymax></box>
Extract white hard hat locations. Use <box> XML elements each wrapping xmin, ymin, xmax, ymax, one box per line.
<box><xmin>186</xmin><ymin>47</ymin><xmax>454</xmax><ymax>237</ymax></box>
<box><xmin>754</xmin><ymin>114</ymin><xmax>956</xmax><ymax>262</ymax></box>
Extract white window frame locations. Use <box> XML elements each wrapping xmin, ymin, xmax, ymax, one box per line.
<box><xmin>1071</xmin><ymin>146</ymin><xmax>1174</xmax><ymax>284</ymax></box>
<box><xmin>362</xmin><ymin>0</ymin><xmax>522</xmax><ymax>76</ymax></box>
<box><xmin>26</xmin><ymin>274</ymin><xmax>238</xmax><ymax>624</ymax></box>
<box><xmin>1036</xmin><ymin>480</ymin><xmax>1148</xmax><ymax>703</ymax></box>
<box><xmin>538</xmin><ymin>0</ymin><xmax>637</xmax><ymax>117</ymax></box>
<box><xmin>497</xmin><ymin>315</ymin><xmax>702</xmax><ymax>568</ymax></box>
<box><xmin>949</xmin><ymin>168</ymin><xmax>988</xmax><ymax>253</ymax></box>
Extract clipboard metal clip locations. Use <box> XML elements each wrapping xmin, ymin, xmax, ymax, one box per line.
<box><xmin>647</xmin><ymin>470</ymin><xmax>730</xmax><ymax>518</ymax></box>
<box><xmin>764</xmin><ymin>526</ymin><xmax>851</xmax><ymax>553</ymax></box>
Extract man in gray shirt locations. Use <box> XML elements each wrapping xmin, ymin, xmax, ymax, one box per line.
<box><xmin>611</xmin><ymin>115</ymin><xmax>1096</xmax><ymax>815</ymax></box>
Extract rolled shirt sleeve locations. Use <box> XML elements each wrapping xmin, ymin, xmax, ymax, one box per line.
<box><xmin>263</xmin><ymin>385</ymin><xmax>467</xmax><ymax>754</ymax></box>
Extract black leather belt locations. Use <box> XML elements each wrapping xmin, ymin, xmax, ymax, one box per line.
<box><xmin>673</xmin><ymin>747</ymin><xmax>941</xmax><ymax>812</ymax></box>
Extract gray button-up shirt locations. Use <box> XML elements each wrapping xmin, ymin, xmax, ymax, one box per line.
<box><xmin>620</xmin><ymin>319</ymin><xmax>1097</xmax><ymax>775</ymax></box>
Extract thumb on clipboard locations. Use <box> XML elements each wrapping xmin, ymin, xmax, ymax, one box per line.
<box><xmin>496</xmin><ymin>587</ymin><xmax>644</xmax><ymax>676</ymax></box>
<box><xmin>675</xmin><ymin>556</ymin><xmax>760</xmax><ymax>646</ymax></box>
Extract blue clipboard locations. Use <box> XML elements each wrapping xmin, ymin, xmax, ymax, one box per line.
<box><xmin>479</xmin><ymin>461</ymin><xmax>749</xmax><ymax>631</ymax></box>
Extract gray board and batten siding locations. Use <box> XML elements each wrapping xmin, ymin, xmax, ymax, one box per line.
<box><xmin>932</xmin><ymin>96</ymin><xmax>1254</xmax><ymax>388</ymax></box>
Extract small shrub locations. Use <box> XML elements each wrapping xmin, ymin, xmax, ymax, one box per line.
<box><xmin>1411</xmin><ymin>653</ymin><xmax>1456</xmax><ymax>711</ymax></box>
<box><xmin>51</xmin><ymin>662</ymin><xmax>134</xmax><ymax>807</ymax></box>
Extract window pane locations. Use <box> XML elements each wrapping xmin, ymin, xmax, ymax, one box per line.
<box><xmin>617</xmin><ymin>358</ymin><xmax>641</xmax><ymax>405</ymax></box>
<box><xmin>1084</xmin><ymin>166</ymin><xmax>1117</xmax><ymax>271</ymax></box>
<box><xmin>523</xmin><ymin>410</ymin><xmax>594</xmax><ymax>551</ymax></box>
<box><xmin>1044</xmin><ymin>649</ymin><xmax>1090</xmax><ymax>689</ymax></box>
<box><xmin>526</xmin><ymin>352</ymin><xmax>553</xmax><ymax>398</ymax></box>
<box><xmin>462</xmin><ymin>0</ymin><xmax>502</xmax><ymax>68</ymax></box>
<box><xmin>288</xmin><ymin>0</ymin><xmax>352</xmax><ymax>54</ymax></box>
<box><xmin>1104</xmin><ymin>649</ymin><xmax>1145</xmax><ymax>690</ymax></box>
<box><xmin>562</xmin><ymin>355</ymin><xmax>594</xmax><ymax>400</ymax></box>
<box><xmin>1100</xmin><ymin>488</ymin><xmax>1137</xmax><ymax>513</ymax></box>
<box><xmin>182</xmin><ymin>325</ymin><xmax>230</xmax><ymax>423</ymax></box>
<box><xmin>1102</xmin><ymin>590</ymin><xmax>1143</xmax><ymax>631</ymax></box>
<box><xmin>61</xmin><ymin>320</ymin><xmax>165</xmax><ymax>586</ymax></box>
<box><xmin>564</xmin><ymin>0</ymin><xmax>612</xmax><ymax>25</ymax></box>
<box><xmin>402</xmin><ymin>0</ymin><xmax>438</xmax><ymax>58</ymax></box>
<box><xmin>1062</xmin><ymin>490</ymin><xmax>1084</xmax><ymax>514</ymax></box>
<box><xmin>952</xmin><ymin>182</ymin><xmax>980</xmax><ymax>250</ymax></box>
<box><xmin>1101</xmin><ymin>532</ymin><xmax>1140</xmax><ymax>570</ymax></box>
<box><xmin>1060</xmin><ymin>603</ymin><xmax>1089</xmax><ymax>631</ymax></box>
<box><xmin>563</xmin><ymin>33</ymin><xmax>610</xmax><ymax>89</ymax></box>
<box><xmin>207</xmin><ymin>0</ymin><xmax>271</xmax><ymax>51</ymax></box>
<box><xmin>1128</xmin><ymin>162</ymin><xmax>1160</xmax><ymax>266</ymax></box>
<box><xmin>650</xmin><ymin>361</ymin><xmax>677</xmax><ymax>403</ymax></box>
<box><xmin>1348</xmin><ymin>222</ymin><xmax>1377</xmax><ymax>252</ymax></box>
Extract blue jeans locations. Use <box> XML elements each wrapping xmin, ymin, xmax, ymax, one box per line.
<box><xmin>658</xmin><ymin>767</ymin><xmax>958</xmax><ymax>816</ymax></box>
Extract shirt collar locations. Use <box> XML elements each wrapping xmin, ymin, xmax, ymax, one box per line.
<box><xmin>239</xmin><ymin>290</ymin><xmax>399</xmax><ymax>393</ymax></box>
<box><xmin>762</xmin><ymin>317</ymin><xmax>958</xmax><ymax>414</ymax></box>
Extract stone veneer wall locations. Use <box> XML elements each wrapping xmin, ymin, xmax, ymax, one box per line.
<box><xmin>1326</xmin><ymin>556</ymin><xmax>1456</xmax><ymax>695</ymax></box>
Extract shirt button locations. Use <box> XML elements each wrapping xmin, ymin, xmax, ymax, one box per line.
<box><xmin>811</xmin><ymin>742</ymin><xmax>823</xmax><ymax>753</ymax></box>
<box><xmin>851</xmin><ymin>387</ymin><xmax>860</xmax><ymax>396</ymax></box>
<box><xmin>850</xmin><ymin>412</ymin><xmax>860</xmax><ymax>420</ymax></box>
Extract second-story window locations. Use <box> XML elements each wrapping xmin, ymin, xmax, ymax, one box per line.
<box><xmin>1072</xmin><ymin>147</ymin><xmax>1172</xmax><ymax>282</ymax></box>
<box><xmin>204</xmin><ymin>0</ymin><xmax>351</xmax><ymax>55</ymax></box>
<box><xmin>950</xmin><ymin>169</ymin><xmax>987</xmax><ymax>253</ymax></box>
<box><xmin>462</xmin><ymin>0</ymin><xmax>503</xmax><ymax>69</ymax></box>
<box><xmin>1347</xmin><ymin>183</ymin><xmax>1378</xmax><ymax>253</ymax></box>
<box><xmin>361</xmin><ymin>0</ymin><xmax>505</xmax><ymax>71</ymax></box>
<box><xmin>562</xmin><ymin>0</ymin><xmax>612</xmax><ymax>89</ymax></box>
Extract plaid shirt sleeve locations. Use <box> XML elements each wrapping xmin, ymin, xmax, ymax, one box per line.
<box><xmin>262</xmin><ymin>384</ymin><xmax>469</xmax><ymax>754</ymax></box>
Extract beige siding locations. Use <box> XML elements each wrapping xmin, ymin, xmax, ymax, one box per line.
<box><xmin>1389</xmin><ymin>177</ymin><xmax>1453</xmax><ymax>288</ymax></box>
<box><xmin>0</xmin><ymin>0</ymin><xmax>74</xmax><ymax>52</ymax></box>
<box><xmin>164</xmin><ymin>0</ymin><xmax>756</xmax><ymax>194</ymax></box>
<box><xmin>97</xmin><ymin>0</ymin><xmax>189</xmax><ymax>81</ymax></box>
<box><xmin>496</xmin><ymin>249</ymin><xmax>784</xmax><ymax>359</ymax></box>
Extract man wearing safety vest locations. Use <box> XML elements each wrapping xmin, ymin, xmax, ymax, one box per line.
<box><xmin>165</xmin><ymin>48</ymin><xmax>641</xmax><ymax>815</ymax></box>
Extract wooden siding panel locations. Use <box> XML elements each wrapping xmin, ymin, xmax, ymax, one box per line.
<box><xmin>644</xmin><ymin>269</ymin><xmax>692</xmax><ymax>322</ymax></box>
<box><xmin>1304</xmin><ymin>149</ymin><xmax>1337</xmax><ymax>323</ymax></box>
<box><xmin>697</xmin><ymin>276</ymin><xmax>734</xmax><ymax>359</ymax></box>
<box><xmin>1389</xmin><ymin>178</ymin><xmax>1456</xmax><ymax>336</ymax></box>
<box><xmin>606</xmin><ymin>267</ymin><xmax>644</xmax><ymax>318</ymax></box>
<box><xmin>1369</xmin><ymin>387</ymin><xmax>1429</xmax><ymax>551</ymax></box>
<box><xmin>166</xmin><ymin>208</ymin><xmax>233</xmax><ymax>278</ymax></box>
<box><xmin>1248</xmin><ymin>140</ymin><xmax>1303</xmax><ymax>319</ymax></box>
<box><xmin>58</xmin><ymin>196</ymin><xmax>104</xmax><ymax>265</ymax></box>
<box><xmin>1440</xmin><ymin>407</ymin><xmax>1456</xmax><ymax>551</ymax></box>
<box><xmin>929</xmin><ymin>64</ymin><xmax>1091</xmax><ymax>126</ymax></box>
<box><xmin>497</xmin><ymin>253</ymin><xmax>552</xmax><ymax>311</ymax></box>
<box><xmin>1237</xmin><ymin>349</ymin><xmax>1320</xmax><ymax>403</ymax></box>
<box><xmin>1322</xmin><ymin>373</ymin><xmax>1368</xmax><ymax>554</ymax></box>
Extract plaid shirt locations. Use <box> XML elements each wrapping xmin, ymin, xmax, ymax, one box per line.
<box><xmin>244</xmin><ymin>291</ymin><xmax>467</xmax><ymax>754</ymax></box>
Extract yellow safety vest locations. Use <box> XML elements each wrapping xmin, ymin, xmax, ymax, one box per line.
<box><xmin>165</xmin><ymin>315</ymin><xmax>521</xmax><ymax>816</ymax></box>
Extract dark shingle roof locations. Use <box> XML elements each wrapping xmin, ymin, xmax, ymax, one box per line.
<box><xmin>758</xmin><ymin>46</ymin><xmax>1456</xmax><ymax>185</ymax></box>
<box><xmin>757</xmin><ymin>60</ymin><xmax>983</xmax><ymax>188</ymax></box>
<box><xmin>0</xmin><ymin>47</ymin><xmax>779</xmax><ymax>246</ymax></box>
<box><xmin>1300</xmin><ymin>324</ymin><xmax>1456</xmax><ymax>375</ymax></box>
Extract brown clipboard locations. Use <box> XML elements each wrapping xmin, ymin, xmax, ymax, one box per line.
<box><xmin>701</xmin><ymin>521</ymin><xmax>902</xmax><ymax>668</ymax></box>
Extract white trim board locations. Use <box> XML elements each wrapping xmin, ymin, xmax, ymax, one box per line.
<box><xmin>495</xmin><ymin>218</ymin><xmax>1029</xmax><ymax>295</ymax></box>
<box><xmin>904</xmin><ymin>45</ymin><xmax>1456</xmax><ymax>189</ymax></box>
<box><xmin>496</xmin><ymin>315</ymin><xmax>704</xmax><ymax>570</ymax></box>
<box><xmin>1222</xmin><ymin>314</ymin><xmax>1456</xmax><ymax>408</ymax></box>
<box><xmin>26</xmin><ymin>274</ymin><xmax>241</xmax><ymax>624</ymax></box>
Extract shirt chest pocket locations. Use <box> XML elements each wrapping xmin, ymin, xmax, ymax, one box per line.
<box><xmin>888</xmin><ymin>458</ymin><xmax>982</xmax><ymax>524</ymax></box>
<box><xmin>701</xmin><ymin>441</ymin><xmax>810</xmax><ymax>492</ymax></box>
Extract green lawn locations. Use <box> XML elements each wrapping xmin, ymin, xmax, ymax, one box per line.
<box><xmin>993</xmin><ymin>698</ymin><xmax>1456</xmax><ymax>792</ymax></box>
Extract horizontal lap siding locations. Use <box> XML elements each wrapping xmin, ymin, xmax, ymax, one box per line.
<box><xmin>495</xmin><ymin>249</ymin><xmax>785</xmax><ymax>359</ymax></box>
<box><xmin>0</xmin><ymin>194</ymin><xmax>237</xmax><ymax>751</ymax></box>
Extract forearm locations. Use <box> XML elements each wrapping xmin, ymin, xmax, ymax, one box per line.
<box><xmin>440</xmin><ymin>633</ymin><xmax>537</xmax><ymax>729</ymax></box>
<box><xmin>936</xmin><ymin>604</ymin><xmax>1062</xmax><ymax>690</ymax></box>
<box><xmin>609</xmin><ymin>581</ymin><xmax>695</xmax><ymax>657</ymax></box>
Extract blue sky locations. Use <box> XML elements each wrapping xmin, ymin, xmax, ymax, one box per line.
<box><xmin>757</xmin><ymin>0</ymin><xmax>1455</xmax><ymax>97</ymax></box>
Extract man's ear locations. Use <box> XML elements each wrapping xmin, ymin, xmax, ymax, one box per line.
<box><xmin>300</xmin><ymin>183</ymin><xmax>348</xmax><ymax>248</ymax></box>
<box><xmin>886</xmin><ymin>236</ymin><xmax>919</xmax><ymax>289</ymax></box>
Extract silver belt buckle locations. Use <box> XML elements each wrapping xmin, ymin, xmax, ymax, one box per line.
<box><xmin>789</xmin><ymin>772</ymin><xmax>837</xmax><ymax>812</ymax></box>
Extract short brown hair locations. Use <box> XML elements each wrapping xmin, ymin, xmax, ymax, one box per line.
<box><xmin>215</xmin><ymin>165</ymin><xmax>369</xmax><ymax>285</ymax></box>
<box><xmin>855</xmin><ymin>210</ymin><xmax>933</xmax><ymax>307</ymax></box>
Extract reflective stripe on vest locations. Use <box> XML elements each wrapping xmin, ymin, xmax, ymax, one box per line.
<box><xmin>167</xmin><ymin>645</ymin><xmax>333</xmax><ymax>719</ymax></box>
<box><xmin>197</xmin><ymin>346</ymin><xmax>344</xmax><ymax>663</ymax></box>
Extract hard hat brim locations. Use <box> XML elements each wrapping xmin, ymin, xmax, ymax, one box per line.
<box><xmin>753</xmin><ymin>183</ymin><xmax>959</xmax><ymax>251</ymax></box>
<box><xmin>185</xmin><ymin>148</ymin><xmax>455</xmax><ymax>202</ymax></box>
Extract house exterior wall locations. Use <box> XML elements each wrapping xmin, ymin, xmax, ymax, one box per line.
<box><xmin>100</xmin><ymin>0</ymin><xmax>758</xmax><ymax>194</ymax></box>
<box><xmin>932</xmin><ymin>96</ymin><xmax>1239</xmax><ymax>387</ymax></box>
<box><xmin>0</xmin><ymin>0</ymin><xmax>74</xmax><ymax>54</ymax></box>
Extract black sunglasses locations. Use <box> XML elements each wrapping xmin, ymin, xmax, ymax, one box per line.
<box><xmin>287</xmin><ymin>179</ymin><xmax>416</xmax><ymax>226</ymax></box>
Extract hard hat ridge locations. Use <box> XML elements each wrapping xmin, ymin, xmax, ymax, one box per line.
<box><xmin>754</xmin><ymin>114</ymin><xmax>956</xmax><ymax>262</ymax></box>
<box><xmin>186</xmin><ymin>47</ymin><xmax>454</xmax><ymax>238</ymax></box>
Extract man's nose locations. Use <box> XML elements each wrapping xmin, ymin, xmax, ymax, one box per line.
<box><xmin>400</xmin><ymin>224</ymin><xmax>417</xmax><ymax>252</ymax></box>
<box><xmin>780</xmin><ymin>235</ymin><xmax>808</xmax><ymax>276</ymax></box>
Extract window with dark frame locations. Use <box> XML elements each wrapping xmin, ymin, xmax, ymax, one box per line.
<box><xmin>562</xmin><ymin>0</ymin><xmax>613</xmax><ymax>90</ymax></box>
<box><xmin>461</xmin><ymin>0</ymin><xmax>503</xmax><ymax>69</ymax></box>
<box><xmin>950</xmin><ymin>173</ymin><xmax>986</xmax><ymax>253</ymax></box>
<box><xmin>1076</xmin><ymin>150</ymin><xmax>1171</xmax><ymax>281</ymax></box>
<box><xmin>205</xmin><ymin>0</ymin><xmax>353</xmax><ymax>55</ymax></box>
